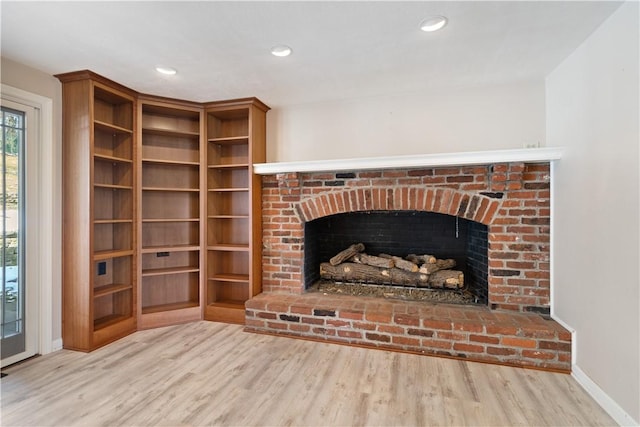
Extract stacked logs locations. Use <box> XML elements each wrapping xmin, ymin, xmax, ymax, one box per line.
<box><xmin>320</xmin><ymin>243</ymin><xmax>464</xmax><ymax>289</ymax></box>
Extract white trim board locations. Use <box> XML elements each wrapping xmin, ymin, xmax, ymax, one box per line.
<box><xmin>1</xmin><ymin>84</ymin><xmax>56</xmax><ymax>357</ymax></box>
<box><xmin>572</xmin><ymin>365</ymin><xmax>639</xmax><ymax>426</ymax></box>
<box><xmin>254</xmin><ymin>147</ymin><xmax>564</xmax><ymax>175</ymax></box>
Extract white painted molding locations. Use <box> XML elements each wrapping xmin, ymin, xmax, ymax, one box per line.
<box><xmin>254</xmin><ymin>147</ymin><xmax>564</xmax><ymax>175</ymax></box>
<box><xmin>1</xmin><ymin>84</ymin><xmax>56</xmax><ymax>356</ymax></box>
<box><xmin>52</xmin><ymin>338</ymin><xmax>63</xmax><ymax>352</ymax></box>
<box><xmin>572</xmin><ymin>365</ymin><xmax>639</xmax><ymax>426</ymax></box>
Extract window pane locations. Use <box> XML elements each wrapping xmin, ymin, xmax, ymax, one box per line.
<box><xmin>1</xmin><ymin>107</ymin><xmax>24</xmax><ymax>340</ymax></box>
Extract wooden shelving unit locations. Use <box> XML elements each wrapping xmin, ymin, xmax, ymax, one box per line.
<box><xmin>205</xmin><ymin>99</ymin><xmax>268</xmax><ymax>324</ymax></box>
<box><xmin>59</xmin><ymin>70</ymin><xmax>270</xmax><ymax>351</ymax></box>
<box><xmin>137</xmin><ymin>97</ymin><xmax>205</xmax><ymax>329</ymax></box>
<box><xmin>57</xmin><ymin>71</ymin><xmax>137</xmax><ymax>351</ymax></box>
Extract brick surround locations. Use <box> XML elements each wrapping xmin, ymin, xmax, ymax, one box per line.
<box><xmin>249</xmin><ymin>162</ymin><xmax>571</xmax><ymax>371</ymax></box>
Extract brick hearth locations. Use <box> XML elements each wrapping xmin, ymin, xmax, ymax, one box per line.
<box><xmin>246</xmin><ymin>293</ymin><xmax>571</xmax><ymax>371</ymax></box>
<box><xmin>249</xmin><ymin>161</ymin><xmax>571</xmax><ymax>371</ymax></box>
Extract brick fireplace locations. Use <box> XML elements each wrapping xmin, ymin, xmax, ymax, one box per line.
<box><xmin>246</xmin><ymin>156</ymin><xmax>571</xmax><ymax>372</ymax></box>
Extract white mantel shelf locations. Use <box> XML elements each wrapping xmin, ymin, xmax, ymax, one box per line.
<box><xmin>253</xmin><ymin>147</ymin><xmax>564</xmax><ymax>175</ymax></box>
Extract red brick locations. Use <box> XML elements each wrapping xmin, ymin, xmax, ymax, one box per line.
<box><xmin>365</xmin><ymin>312</ymin><xmax>392</xmax><ymax>323</ymax></box>
<box><xmin>394</xmin><ymin>314</ymin><xmax>420</xmax><ymax>326</ymax></box>
<box><xmin>301</xmin><ymin>317</ymin><xmax>324</xmax><ymax>325</ymax></box>
<box><xmin>487</xmin><ymin>346</ymin><xmax>517</xmax><ymax>356</ymax></box>
<box><xmin>378</xmin><ymin>325</ymin><xmax>404</xmax><ymax>335</ymax></box>
<box><xmin>453</xmin><ymin>343</ymin><xmax>484</xmax><ymax>353</ymax></box>
<box><xmin>522</xmin><ymin>350</ymin><xmax>556</xmax><ymax>360</ymax></box>
<box><xmin>327</xmin><ymin>319</ymin><xmax>350</xmax><ymax>328</ymax></box>
<box><xmin>359</xmin><ymin>171</ymin><xmax>382</xmax><ymax>178</ymax></box>
<box><xmin>469</xmin><ymin>334</ymin><xmax>500</xmax><ymax>344</ymax></box>
<box><xmin>289</xmin><ymin>324</ymin><xmax>311</xmax><ymax>333</ymax></box>
<box><xmin>422</xmin><ymin>339</ymin><xmax>452</xmax><ymax>350</ymax></box>
<box><xmin>520</xmin><ymin>328</ymin><xmax>556</xmax><ymax>339</ymax></box>
<box><xmin>245</xmin><ymin>319</ymin><xmax>265</xmax><ymax>328</ymax></box>
<box><xmin>434</xmin><ymin>167</ymin><xmax>461</xmax><ymax>175</ymax></box>
<box><xmin>407</xmin><ymin>328</ymin><xmax>434</xmax><ymax>338</ymax></box>
<box><xmin>337</xmin><ymin>330</ymin><xmax>362</xmax><ymax>339</ymax></box>
<box><xmin>383</xmin><ymin>170</ymin><xmax>407</xmax><ymax>178</ymax></box>
<box><xmin>558</xmin><ymin>353</ymin><xmax>571</xmax><ymax>363</ymax></box>
<box><xmin>366</xmin><ymin>332</ymin><xmax>391</xmax><ymax>343</ymax></box>
<box><xmin>506</xmin><ymin>182</ymin><xmax>522</xmax><ymax>190</ymax></box>
<box><xmin>408</xmin><ymin>168</ymin><xmax>433</xmax><ymax>177</ymax></box>
<box><xmin>474</xmin><ymin>198</ymin><xmax>489</xmax><ymax>222</ymax></box>
<box><xmin>423</xmin><ymin>319</ymin><xmax>452</xmax><ymax>330</ymax></box>
<box><xmin>485</xmin><ymin>325</ymin><xmax>518</xmax><ymax>335</ymax></box>
<box><xmin>502</xmin><ymin>337</ymin><xmax>537</xmax><ymax>349</ymax></box>
<box><xmin>392</xmin><ymin>336</ymin><xmax>421</xmax><ymax>347</ymax></box>
<box><xmin>448</xmin><ymin>192</ymin><xmax>463</xmax><ymax>216</ymax></box>
<box><xmin>353</xmin><ymin>321</ymin><xmax>376</xmax><ymax>331</ymax></box>
<box><xmin>437</xmin><ymin>331</ymin><xmax>467</xmax><ymax>341</ymax></box>
<box><xmin>257</xmin><ymin>312</ymin><xmax>277</xmax><ymax>320</ymax></box>
<box><xmin>424</xmin><ymin>189</ymin><xmax>435</xmax><ymax>211</ymax></box>
<box><xmin>312</xmin><ymin>327</ymin><xmax>336</xmax><ymax>336</ymax></box>
<box><xmin>482</xmin><ymin>201</ymin><xmax>500</xmax><ymax>223</ymax></box>
<box><xmin>267</xmin><ymin>322</ymin><xmax>288</xmax><ymax>330</ymax></box>
<box><xmin>558</xmin><ymin>330</ymin><xmax>572</xmax><ymax>341</ymax></box>
<box><xmin>339</xmin><ymin>310</ymin><xmax>364</xmax><ymax>321</ymax></box>
<box><xmin>538</xmin><ymin>340</ymin><xmax>572</xmax><ymax>352</ymax></box>
<box><xmin>453</xmin><ymin>322</ymin><xmax>483</xmax><ymax>333</ymax></box>
<box><xmin>525</xmin><ymin>271</ymin><xmax>549</xmax><ymax>279</ymax></box>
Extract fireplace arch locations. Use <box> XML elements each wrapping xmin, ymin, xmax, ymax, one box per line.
<box><xmin>295</xmin><ymin>187</ymin><xmax>501</xmax><ymax>225</ymax></box>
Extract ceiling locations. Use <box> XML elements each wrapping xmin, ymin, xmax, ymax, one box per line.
<box><xmin>1</xmin><ymin>1</ymin><xmax>622</xmax><ymax>107</ymax></box>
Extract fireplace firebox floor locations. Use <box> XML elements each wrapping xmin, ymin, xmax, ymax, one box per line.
<box><xmin>310</xmin><ymin>280</ymin><xmax>480</xmax><ymax>305</ymax></box>
<box><xmin>245</xmin><ymin>292</ymin><xmax>571</xmax><ymax>372</ymax></box>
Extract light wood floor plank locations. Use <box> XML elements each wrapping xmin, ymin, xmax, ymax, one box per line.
<box><xmin>0</xmin><ymin>321</ymin><xmax>616</xmax><ymax>427</ymax></box>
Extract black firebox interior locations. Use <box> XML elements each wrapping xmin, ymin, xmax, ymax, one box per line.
<box><xmin>304</xmin><ymin>211</ymin><xmax>488</xmax><ymax>304</ymax></box>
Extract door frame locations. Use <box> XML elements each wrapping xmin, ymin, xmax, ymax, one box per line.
<box><xmin>1</xmin><ymin>84</ymin><xmax>55</xmax><ymax>367</ymax></box>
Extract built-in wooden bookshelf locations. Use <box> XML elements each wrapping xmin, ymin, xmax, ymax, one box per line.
<box><xmin>205</xmin><ymin>99</ymin><xmax>268</xmax><ymax>324</ymax></box>
<box><xmin>57</xmin><ymin>71</ymin><xmax>137</xmax><ymax>351</ymax></box>
<box><xmin>138</xmin><ymin>98</ymin><xmax>205</xmax><ymax>329</ymax></box>
<box><xmin>59</xmin><ymin>70</ymin><xmax>269</xmax><ymax>350</ymax></box>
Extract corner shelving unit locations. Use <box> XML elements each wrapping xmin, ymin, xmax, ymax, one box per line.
<box><xmin>137</xmin><ymin>97</ymin><xmax>205</xmax><ymax>329</ymax></box>
<box><xmin>60</xmin><ymin>70</ymin><xmax>270</xmax><ymax>351</ymax></box>
<box><xmin>205</xmin><ymin>98</ymin><xmax>268</xmax><ymax>324</ymax></box>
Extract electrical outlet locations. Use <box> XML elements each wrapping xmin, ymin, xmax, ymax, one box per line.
<box><xmin>523</xmin><ymin>141</ymin><xmax>539</xmax><ymax>149</ymax></box>
<box><xmin>98</xmin><ymin>261</ymin><xmax>107</xmax><ymax>276</ymax></box>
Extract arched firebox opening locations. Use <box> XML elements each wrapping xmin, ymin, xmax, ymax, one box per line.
<box><xmin>304</xmin><ymin>210</ymin><xmax>488</xmax><ymax>304</ymax></box>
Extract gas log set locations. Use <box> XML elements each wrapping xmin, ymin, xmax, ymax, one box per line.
<box><xmin>319</xmin><ymin>243</ymin><xmax>464</xmax><ymax>289</ymax></box>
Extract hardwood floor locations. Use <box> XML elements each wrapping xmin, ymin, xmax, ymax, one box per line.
<box><xmin>1</xmin><ymin>321</ymin><xmax>615</xmax><ymax>426</ymax></box>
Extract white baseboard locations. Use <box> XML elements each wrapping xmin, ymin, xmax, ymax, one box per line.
<box><xmin>572</xmin><ymin>365</ymin><xmax>639</xmax><ymax>426</ymax></box>
<box><xmin>51</xmin><ymin>338</ymin><xmax>63</xmax><ymax>352</ymax></box>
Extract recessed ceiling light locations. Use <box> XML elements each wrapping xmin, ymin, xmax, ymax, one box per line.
<box><xmin>155</xmin><ymin>66</ymin><xmax>177</xmax><ymax>75</ymax></box>
<box><xmin>420</xmin><ymin>16</ymin><xmax>448</xmax><ymax>32</ymax></box>
<box><xmin>271</xmin><ymin>45</ymin><xmax>292</xmax><ymax>57</ymax></box>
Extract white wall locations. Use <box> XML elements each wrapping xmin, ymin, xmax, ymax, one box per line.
<box><xmin>266</xmin><ymin>81</ymin><xmax>545</xmax><ymax>162</ymax></box>
<box><xmin>0</xmin><ymin>57</ymin><xmax>63</xmax><ymax>347</ymax></box>
<box><xmin>546</xmin><ymin>2</ymin><xmax>640</xmax><ymax>424</ymax></box>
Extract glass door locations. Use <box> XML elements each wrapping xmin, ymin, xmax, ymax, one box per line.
<box><xmin>1</xmin><ymin>106</ymin><xmax>25</xmax><ymax>359</ymax></box>
<box><xmin>0</xmin><ymin>100</ymin><xmax>37</xmax><ymax>364</ymax></box>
